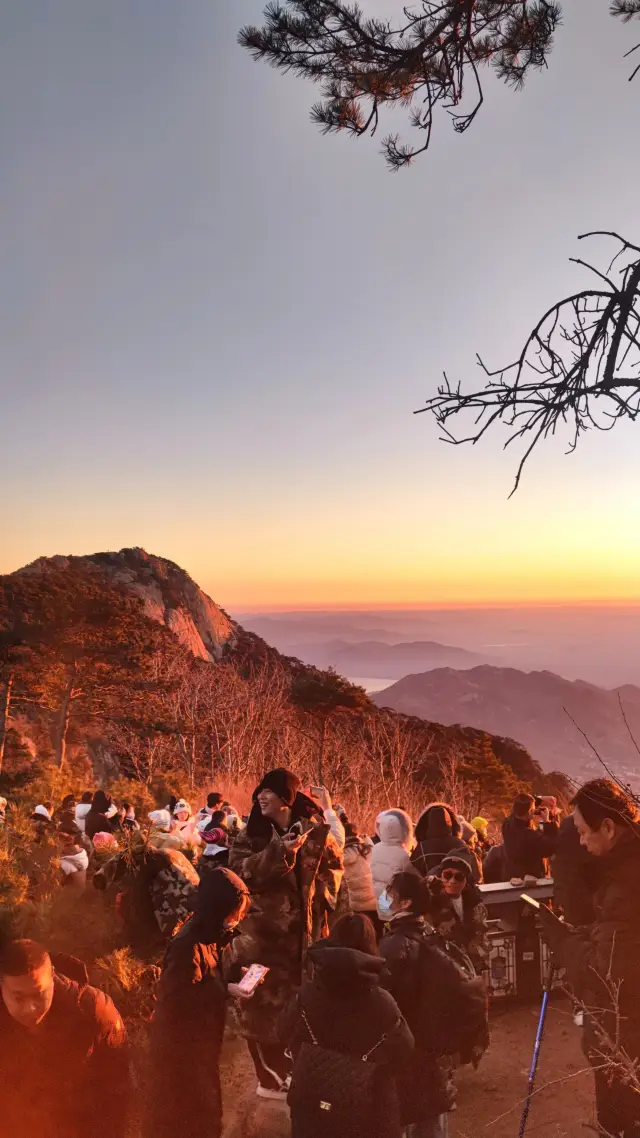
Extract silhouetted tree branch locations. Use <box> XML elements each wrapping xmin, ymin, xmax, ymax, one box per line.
<box><xmin>417</xmin><ymin>233</ymin><xmax>640</xmax><ymax>492</ymax></box>
<box><xmin>239</xmin><ymin>1</ymin><xmax>561</xmax><ymax>169</ymax></box>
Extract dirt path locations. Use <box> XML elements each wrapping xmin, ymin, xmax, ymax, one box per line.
<box><xmin>222</xmin><ymin>997</ymin><xmax>596</xmax><ymax>1138</ymax></box>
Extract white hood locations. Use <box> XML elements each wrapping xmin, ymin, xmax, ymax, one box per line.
<box><xmin>374</xmin><ymin>809</ymin><xmax>415</xmax><ymax>852</ymax></box>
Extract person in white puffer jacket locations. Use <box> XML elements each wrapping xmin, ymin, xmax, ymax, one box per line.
<box><xmin>370</xmin><ymin>809</ymin><xmax>415</xmax><ymax>919</ymax></box>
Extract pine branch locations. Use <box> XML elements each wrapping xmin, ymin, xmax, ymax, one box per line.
<box><xmin>239</xmin><ymin>1</ymin><xmax>561</xmax><ymax>168</ymax></box>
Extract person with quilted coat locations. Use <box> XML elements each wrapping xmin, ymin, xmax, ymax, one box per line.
<box><xmin>229</xmin><ymin>768</ymin><xmax>344</xmax><ymax>1100</ymax></box>
<box><xmin>280</xmin><ymin>913</ymin><xmax>414</xmax><ymax>1138</ymax></box>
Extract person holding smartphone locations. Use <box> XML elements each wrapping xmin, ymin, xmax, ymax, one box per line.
<box><xmin>502</xmin><ymin>793</ymin><xmax>559</xmax><ymax>880</ymax></box>
<box><xmin>229</xmin><ymin>768</ymin><xmax>344</xmax><ymax>1100</ymax></box>
<box><xmin>538</xmin><ymin>779</ymin><xmax>640</xmax><ymax>1138</ymax></box>
<box><xmin>144</xmin><ymin>868</ymin><xmax>251</xmax><ymax>1138</ymax></box>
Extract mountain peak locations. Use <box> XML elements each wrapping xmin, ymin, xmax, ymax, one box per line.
<box><xmin>14</xmin><ymin>547</ymin><xmax>236</xmax><ymax>663</ymax></box>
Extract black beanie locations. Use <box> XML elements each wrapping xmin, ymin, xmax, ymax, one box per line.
<box><xmin>254</xmin><ymin>768</ymin><xmax>300</xmax><ymax>807</ymax></box>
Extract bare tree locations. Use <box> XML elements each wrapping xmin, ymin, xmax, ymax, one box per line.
<box><xmin>418</xmin><ymin>232</ymin><xmax>640</xmax><ymax>492</ymax></box>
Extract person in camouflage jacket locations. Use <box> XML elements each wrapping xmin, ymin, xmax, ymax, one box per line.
<box><xmin>228</xmin><ymin>768</ymin><xmax>344</xmax><ymax>1097</ymax></box>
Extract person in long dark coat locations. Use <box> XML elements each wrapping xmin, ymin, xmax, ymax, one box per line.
<box><xmin>144</xmin><ymin>868</ymin><xmax>251</xmax><ymax>1138</ymax></box>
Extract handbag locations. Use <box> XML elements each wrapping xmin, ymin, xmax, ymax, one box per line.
<box><xmin>288</xmin><ymin>1004</ymin><xmax>401</xmax><ymax>1138</ymax></box>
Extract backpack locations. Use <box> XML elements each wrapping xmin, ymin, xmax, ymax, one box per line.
<box><xmin>288</xmin><ymin>1003</ymin><xmax>402</xmax><ymax>1138</ymax></box>
<box><xmin>415</xmin><ymin>932</ymin><xmax>487</xmax><ymax>1059</ymax></box>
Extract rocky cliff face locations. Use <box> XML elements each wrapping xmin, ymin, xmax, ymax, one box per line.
<box><xmin>17</xmin><ymin>547</ymin><xmax>236</xmax><ymax>662</ymax></box>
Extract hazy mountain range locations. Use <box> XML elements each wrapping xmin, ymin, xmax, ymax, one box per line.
<box><xmin>237</xmin><ymin>607</ymin><xmax>640</xmax><ymax>689</ymax></box>
<box><xmin>373</xmin><ymin>666</ymin><xmax>640</xmax><ymax>782</ymax></box>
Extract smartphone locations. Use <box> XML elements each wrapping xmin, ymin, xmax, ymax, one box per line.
<box><xmin>237</xmin><ymin>963</ymin><xmax>270</xmax><ymax>995</ymax></box>
<box><xmin>520</xmin><ymin>893</ymin><xmax>541</xmax><ymax>910</ymax></box>
<box><xmin>310</xmin><ymin>786</ymin><xmax>323</xmax><ymax>798</ymax></box>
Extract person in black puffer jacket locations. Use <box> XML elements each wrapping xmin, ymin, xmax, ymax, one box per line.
<box><xmin>280</xmin><ymin>913</ymin><xmax>414</xmax><ymax>1138</ymax></box>
<box><xmin>411</xmin><ymin>804</ymin><xmax>480</xmax><ymax>883</ymax></box>
<box><xmin>379</xmin><ymin>872</ymin><xmax>488</xmax><ymax>1138</ymax></box>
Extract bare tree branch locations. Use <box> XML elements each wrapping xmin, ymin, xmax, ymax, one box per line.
<box><xmin>417</xmin><ymin>233</ymin><xmax>640</xmax><ymax>493</ymax></box>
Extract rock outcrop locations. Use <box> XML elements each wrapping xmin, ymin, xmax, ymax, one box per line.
<box><xmin>17</xmin><ymin>547</ymin><xmax>236</xmax><ymax>662</ymax></box>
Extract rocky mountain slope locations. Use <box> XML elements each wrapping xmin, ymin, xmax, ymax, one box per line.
<box><xmin>1</xmin><ymin>549</ymin><xmax>568</xmax><ymax>807</ymax></box>
<box><xmin>374</xmin><ymin>665</ymin><xmax>640</xmax><ymax>781</ymax></box>
<box><xmin>18</xmin><ymin>548</ymin><xmax>236</xmax><ymax>662</ymax></box>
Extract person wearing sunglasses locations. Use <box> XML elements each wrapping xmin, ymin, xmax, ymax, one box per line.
<box><xmin>432</xmin><ymin>857</ymin><xmax>489</xmax><ymax>981</ymax></box>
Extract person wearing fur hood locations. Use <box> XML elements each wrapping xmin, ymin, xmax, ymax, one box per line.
<box><xmin>370</xmin><ymin>810</ymin><xmax>415</xmax><ymax>919</ymax></box>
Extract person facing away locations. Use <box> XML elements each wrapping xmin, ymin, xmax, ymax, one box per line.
<box><xmin>229</xmin><ymin>767</ymin><xmax>344</xmax><ymax>1101</ymax></box>
<box><xmin>144</xmin><ymin>868</ymin><xmax>251</xmax><ymax>1138</ymax></box>
<box><xmin>198</xmin><ymin>811</ymin><xmax>231</xmax><ymax>873</ymax></box>
<box><xmin>0</xmin><ymin>939</ymin><xmax>130</xmax><ymax>1138</ymax></box>
<box><xmin>74</xmin><ymin>790</ymin><xmax>94</xmax><ymax>833</ymax></box>
<box><xmin>541</xmin><ymin>779</ymin><xmax>640</xmax><ymax>1138</ymax></box>
<box><xmin>85</xmin><ymin>790</ymin><xmax>116</xmax><ymax>842</ymax></box>
<box><xmin>370</xmin><ymin>810</ymin><xmax>414</xmax><ymax>918</ymax></box>
<box><xmin>501</xmin><ymin>792</ymin><xmax>559</xmax><ymax>880</ymax></box>
<box><xmin>411</xmin><ymin>803</ymin><xmax>480</xmax><ymax>883</ymax></box>
<box><xmin>280</xmin><ymin>913</ymin><xmax>414</xmax><ymax>1138</ymax></box>
<box><xmin>379</xmin><ymin>871</ymin><xmax>488</xmax><ymax>1138</ymax></box>
<box><xmin>342</xmin><ymin>823</ymin><xmax>378</xmax><ymax>926</ymax></box>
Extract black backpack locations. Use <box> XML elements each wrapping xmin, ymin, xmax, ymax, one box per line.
<box><xmin>416</xmin><ymin>932</ymin><xmax>487</xmax><ymax>1058</ymax></box>
<box><xmin>288</xmin><ymin>1003</ymin><xmax>402</xmax><ymax>1138</ymax></box>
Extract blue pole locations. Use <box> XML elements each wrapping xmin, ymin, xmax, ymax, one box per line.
<box><xmin>518</xmin><ymin>968</ymin><xmax>554</xmax><ymax>1138</ymax></box>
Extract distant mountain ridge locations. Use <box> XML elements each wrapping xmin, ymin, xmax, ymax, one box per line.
<box><xmin>373</xmin><ymin>665</ymin><xmax>640</xmax><ymax>780</ymax></box>
<box><xmin>237</xmin><ymin>612</ymin><xmax>487</xmax><ymax>679</ymax></box>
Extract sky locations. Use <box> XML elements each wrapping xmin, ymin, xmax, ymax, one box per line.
<box><xmin>1</xmin><ymin>0</ymin><xmax>640</xmax><ymax>609</ymax></box>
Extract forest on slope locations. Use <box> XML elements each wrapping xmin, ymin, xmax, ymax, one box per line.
<box><xmin>0</xmin><ymin>549</ymin><xmax>569</xmax><ymax>821</ymax></box>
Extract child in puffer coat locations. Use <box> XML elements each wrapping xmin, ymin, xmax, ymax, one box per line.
<box><xmin>370</xmin><ymin>810</ymin><xmax>415</xmax><ymax>920</ymax></box>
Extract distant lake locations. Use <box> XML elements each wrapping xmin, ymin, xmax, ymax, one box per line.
<box><xmin>349</xmin><ymin>676</ymin><xmax>394</xmax><ymax>693</ymax></box>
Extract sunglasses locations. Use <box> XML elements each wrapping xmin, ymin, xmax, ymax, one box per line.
<box><xmin>441</xmin><ymin>870</ymin><xmax>466</xmax><ymax>883</ymax></box>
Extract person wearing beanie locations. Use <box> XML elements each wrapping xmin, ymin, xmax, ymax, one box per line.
<box><xmin>144</xmin><ymin>869</ymin><xmax>251</xmax><ymax>1138</ymax></box>
<box><xmin>229</xmin><ymin>768</ymin><xmax>344</xmax><ymax>1101</ymax></box>
<box><xmin>171</xmin><ymin>799</ymin><xmax>201</xmax><ymax>848</ymax></box>
<box><xmin>432</xmin><ymin>856</ymin><xmax>490</xmax><ymax>979</ymax></box>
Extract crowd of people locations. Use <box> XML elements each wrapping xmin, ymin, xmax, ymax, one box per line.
<box><xmin>0</xmin><ymin>771</ymin><xmax>639</xmax><ymax>1137</ymax></box>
